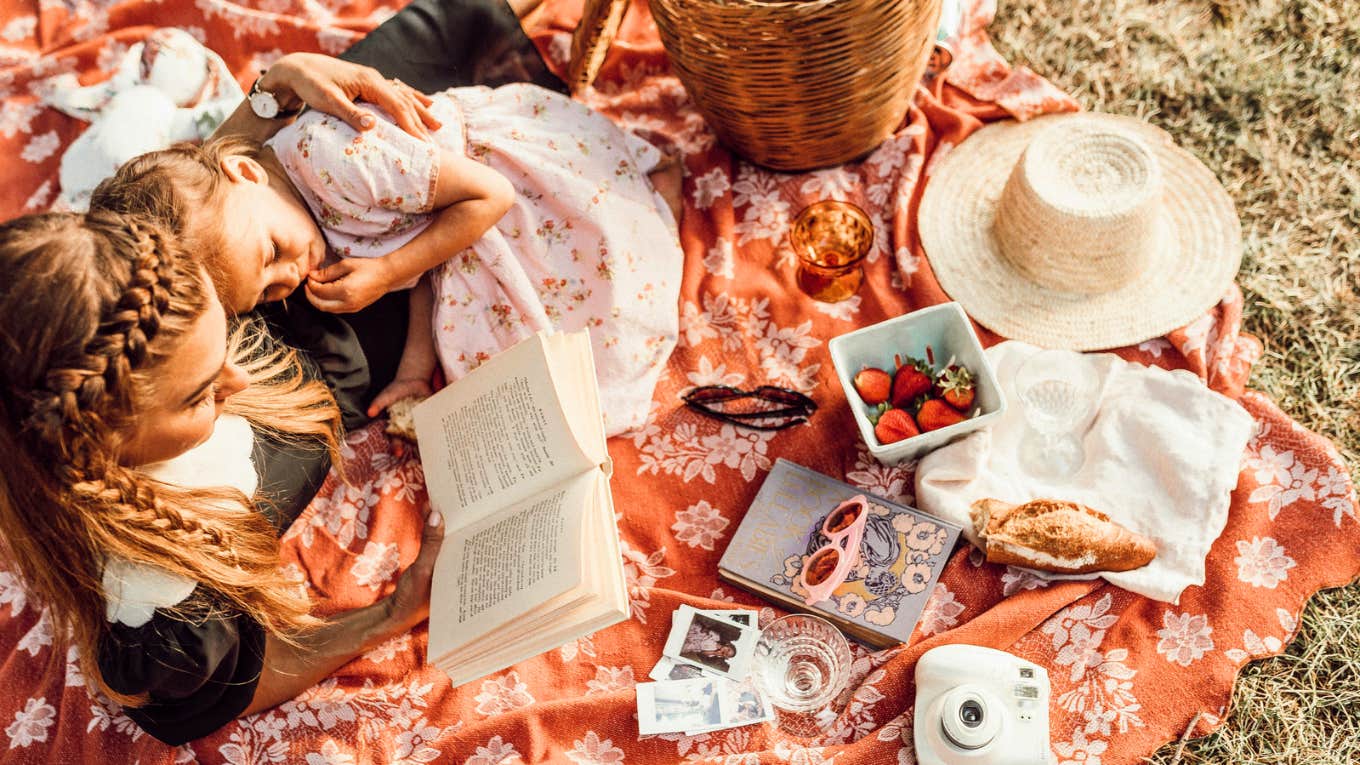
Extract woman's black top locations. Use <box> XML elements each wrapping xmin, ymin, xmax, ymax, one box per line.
<box><xmin>96</xmin><ymin>0</ymin><xmax>565</xmax><ymax>746</ymax></box>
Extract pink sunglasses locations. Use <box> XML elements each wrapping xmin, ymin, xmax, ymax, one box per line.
<box><xmin>797</xmin><ymin>495</ymin><xmax>869</xmax><ymax>606</ymax></box>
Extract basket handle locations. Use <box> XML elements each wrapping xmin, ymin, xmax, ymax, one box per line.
<box><xmin>568</xmin><ymin>0</ymin><xmax>632</xmax><ymax>93</ymax></box>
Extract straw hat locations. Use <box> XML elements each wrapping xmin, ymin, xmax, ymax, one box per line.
<box><xmin>918</xmin><ymin>112</ymin><xmax>1241</xmax><ymax>351</ymax></box>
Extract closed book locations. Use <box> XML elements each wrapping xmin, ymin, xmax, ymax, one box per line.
<box><xmin>718</xmin><ymin>459</ymin><xmax>961</xmax><ymax>648</ymax></box>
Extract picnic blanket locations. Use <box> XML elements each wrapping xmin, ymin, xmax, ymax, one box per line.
<box><xmin>0</xmin><ymin>0</ymin><xmax>1357</xmax><ymax>762</ymax></box>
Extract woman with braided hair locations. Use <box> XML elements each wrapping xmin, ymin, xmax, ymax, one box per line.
<box><xmin>0</xmin><ymin>211</ymin><xmax>445</xmax><ymax>744</ymax></box>
<box><xmin>0</xmin><ymin>0</ymin><xmax>567</xmax><ymax>744</ymax></box>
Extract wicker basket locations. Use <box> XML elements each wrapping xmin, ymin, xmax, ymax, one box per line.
<box><xmin>649</xmin><ymin>0</ymin><xmax>941</xmax><ymax>171</ymax></box>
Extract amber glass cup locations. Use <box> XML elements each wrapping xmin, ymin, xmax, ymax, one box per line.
<box><xmin>789</xmin><ymin>201</ymin><xmax>874</xmax><ymax>303</ymax></box>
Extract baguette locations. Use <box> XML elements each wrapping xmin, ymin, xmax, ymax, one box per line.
<box><xmin>384</xmin><ymin>396</ymin><xmax>422</xmax><ymax>442</ymax></box>
<box><xmin>969</xmin><ymin>498</ymin><xmax>1157</xmax><ymax>574</ymax></box>
<box><xmin>568</xmin><ymin>0</ymin><xmax>629</xmax><ymax>92</ymax></box>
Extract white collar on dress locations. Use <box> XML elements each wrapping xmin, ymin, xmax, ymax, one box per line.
<box><xmin>102</xmin><ymin>414</ymin><xmax>257</xmax><ymax>627</ymax></box>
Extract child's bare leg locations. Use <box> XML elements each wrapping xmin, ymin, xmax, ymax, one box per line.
<box><xmin>648</xmin><ymin>153</ymin><xmax>684</xmax><ymax>224</ymax></box>
<box><xmin>368</xmin><ymin>275</ymin><xmax>437</xmax><ymax>418</ymax></box>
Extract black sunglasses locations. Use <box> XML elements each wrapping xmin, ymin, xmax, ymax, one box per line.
<box><xmin>681</xmin><ymin>385</ymin><xmax>818</xmax><ymax>431</ymax></box>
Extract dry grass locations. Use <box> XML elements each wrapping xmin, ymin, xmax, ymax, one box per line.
<box><xmin>988</xmin><ymin>0</ymin><xmax>1360</xmax><ymax>760</ymax></box>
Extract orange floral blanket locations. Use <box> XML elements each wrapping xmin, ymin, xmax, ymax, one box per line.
<box><xmin>0</xmin><ymin>0</ymin><xmax>1356</xmax><ymax>763</ymax></box>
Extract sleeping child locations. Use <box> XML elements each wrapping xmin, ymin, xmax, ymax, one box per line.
<box><xmin>93</xmin><ymin>82</ymin><xmax>684</xmax><ymax>435</ymax></box>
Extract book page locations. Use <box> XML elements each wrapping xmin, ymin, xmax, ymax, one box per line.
<box><xmin>437</xmin><ymin>470</ymin><xmax>629</xmax><ymax>685</ymax></box>
<box><xmin>544</xmin><ymin>331</ymin><xmax>608</xmax><ymax>467</ymax></box>
<box><xmin>414</xmin><ymin>332</ymin><xmax>596</xmax><ymax>530</ymax></box>
<box><xmin>449</xmin><ymin>469</ymin><xmax>623</xmax><ymax>668</ymax></box>
<box><xmin>427</xmin><ymin>470</ymin><xmax>596</xmax><ymax>662</ymax></box>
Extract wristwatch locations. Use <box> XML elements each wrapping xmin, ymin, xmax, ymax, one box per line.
<box><xmin>248</xmin><ymin>72</ymin><xmax>303</xmax><ymax>120</ymax></box>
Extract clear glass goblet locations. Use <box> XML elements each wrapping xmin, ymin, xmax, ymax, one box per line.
<box><xmin>752</xmin><ymin>614</ymin><xmax>853</xmax><ymax>738</ymax></box>
<box><xmin>1014</xmin><ymin>349</ymin><xmax>1099</xmax><ymax>479</ymax></box>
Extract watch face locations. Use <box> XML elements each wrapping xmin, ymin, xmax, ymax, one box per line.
<box><xmin>250</xmin><ymin>90</ymin><xmax>280</xmax><ymax>120</ymax></box>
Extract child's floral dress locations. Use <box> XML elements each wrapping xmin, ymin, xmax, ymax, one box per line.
<box><xmin>269</xmin><ymin>83</ymin><xmax>682</xmax><ymax>435</ymax></box>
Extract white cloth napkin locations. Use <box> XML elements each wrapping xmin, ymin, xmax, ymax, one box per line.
<box><xmin>915</xmin><ymin>341</ymin><xmax>1254</xmax><ymax>603</ymax></box>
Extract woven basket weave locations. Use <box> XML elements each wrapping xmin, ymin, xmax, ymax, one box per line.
<box><xmin>649</xmin><ymin>0</ymin><xmax>941</xmax><ymax>171</ymax></box>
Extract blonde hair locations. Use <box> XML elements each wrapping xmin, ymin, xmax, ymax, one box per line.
<box><xmin>0</xmin><ymin>211</ymin><xmax>340</xmax><ymax>705</ymax></box>
<box><xmin>89</xmin><ymin>136</ymin><xmax>263</xmax><ymax>287</ymax></box>
<box><xmin>226</xmin><ymin>321</ymin><xmax>343</xmax><ymax>455</ymax></box>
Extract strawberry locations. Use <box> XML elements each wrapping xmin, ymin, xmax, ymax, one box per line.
<box><xmin>873</xmin><ymin>408</ymin><xmax>920</xmax><ymax>444</ymax></box>
<box><xmin>934</xmin><ymin>364</ymin><xmax>976</xmax><ymax>411</ymax></box>
<box><xmin>917</xmin><ymin>399</ymin><xmax>967</xmax><ymax>431</ymax></box>
<box><xmin>852</xmin><ymin>366</ymin><xmax>892</xmax><ymax>405</ymax></box>
<box><xmin>890</xmin><ymin>357</ymin><xmax>933</xmax><ymax>409</ymax></box>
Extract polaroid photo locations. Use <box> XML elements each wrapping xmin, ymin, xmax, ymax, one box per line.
<box><xmin>684</xmin><ymin>678</ymin><xmax>775</xmax><ymax>735</ymax></box>
<box><xmin>663</xmin><ymin>604</ymin><xmax>759</xmax><ymax>680</ymax></box>
<box><xmin>636</xmin><ymin>678</ymin><xmax>724</xmax><ymax>736</ymax></box>
<box><xmin>703</xmin><ymin>608</ymin><xmax>758</xmax><ymax>628</ymax></box>
<box><xmin>722</xmin><ymin>679</ymin><xmax>774</xmax><ymax>727</ymax></box>
<box><xmin>649</xmin><ymin>656</ymin><xmax>716</xmax><ymax>682</ymax></box>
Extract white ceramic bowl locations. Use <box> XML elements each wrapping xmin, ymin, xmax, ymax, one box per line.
<box><xmin>829</xmin><ymin>302</ymin><xmax>1006</xmax><ymax>465</ymax></box>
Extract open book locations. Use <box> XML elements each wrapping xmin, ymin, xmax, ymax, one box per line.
<box><xmin>413</xmin><ymin>331</ymin><xmax>627</xmax><ymax>687</ymax></box>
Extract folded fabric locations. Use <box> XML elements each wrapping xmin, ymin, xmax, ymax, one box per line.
<box><xmin>41</xmin><ymin>28</ymin><xmax>243</xmax><ymax>211</ymax></box>
<box><xmin>915</xmin><ymin>341</ymin><xmax>1254</xmax><ymax>602</ymax></box>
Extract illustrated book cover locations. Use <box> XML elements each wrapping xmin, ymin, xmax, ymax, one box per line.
<box><xmin>718</xmin><ymin>459</ymin><xmax>962</xmax><ymax>648</ymax></box>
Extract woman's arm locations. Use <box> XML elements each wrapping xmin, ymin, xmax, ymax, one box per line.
<box><xmin>213</xmin><ymin>53</ymin><xmax>442</xmax><ymax>145</ymax></box>
<box><xmin>304</xmin><ymin>148</ymin><xmax>516</xmax><ymax>313</ymax></box>
<box><xmin>242</xmin><ymin>509</ymin><xmax>445</xmax><ymax>715</ymax></box>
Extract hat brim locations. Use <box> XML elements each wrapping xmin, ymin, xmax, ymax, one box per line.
<box><xmin>918</xmin><ymin>113</ymin><xmax>1242</xmax><ymax>351</ymax></box>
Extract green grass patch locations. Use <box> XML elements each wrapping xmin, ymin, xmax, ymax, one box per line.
<box><xmin>989</xmin><ymin>1</ymin><xmax>1360</xmax><ymax>760</ymax></box>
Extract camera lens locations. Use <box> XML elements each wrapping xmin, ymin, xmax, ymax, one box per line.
<box><xmin>938</xmin><ymin>687</ymin><xmax>1000</xmax><ymax>751</ymax></box>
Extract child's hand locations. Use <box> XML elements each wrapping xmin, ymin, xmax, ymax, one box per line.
<box><xmin>305</xmin><ymin>258</ymin><xmax>398</xmax><ymax>313</ymax></box>
<box><xmin>369</xmin><ymin>377</ymin><xmax>434</xmax><ymax>419</ymax></box>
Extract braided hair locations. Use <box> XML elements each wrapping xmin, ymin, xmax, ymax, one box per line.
<box><xmin>0</xmin><ymin>211</ymin><xmax>332</xmax><ymax>706</ymax></box>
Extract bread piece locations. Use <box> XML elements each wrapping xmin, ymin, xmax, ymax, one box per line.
<box><xmin>969</xmin><ymin>498</ymin><xmax>1156</xmax><ymax>574</ymax></box>
<box><xmin>568</xmin><ymin>0</ymin><xmax>629</xmax><ymax>93</ymax></box>
<box><xmin>384</xmin><ymin>395</ymin><xmax>423</xmax><ymax>442</ymax></box>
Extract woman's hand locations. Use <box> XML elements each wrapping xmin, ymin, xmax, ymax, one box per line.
<box><xmin>384</xmin><ymin>509</ymin><xmax>446</xmax><ymax>634</ymax></box>
<box><xmin>258</xmin><ymin>53</ymin><xmax>441</xmax><ymax>138</ymax></box>
<box><xmin>213</xmin><ymin>54</ymin><xmax>441</xmax><ymax>144</ymax></box>
<box><xmin>245</xmin><ymin>508</ymin><xmax>445</xmax><ymax>716</ymax></box>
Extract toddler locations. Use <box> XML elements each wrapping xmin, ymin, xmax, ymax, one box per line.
<box><xmin>95</xmin><ymin>83</ymin><xmax>684</xmax><ymax>435</ymax></box>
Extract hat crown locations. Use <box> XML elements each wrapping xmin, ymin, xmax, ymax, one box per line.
<box><xmin>993</xmin><ymin>119</ymin><xmax>1164</xmax><ymax>294</ymax></box>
